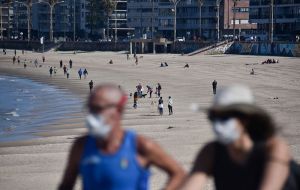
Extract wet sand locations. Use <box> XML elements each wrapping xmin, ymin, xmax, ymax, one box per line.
<box><xmin>0</xmin><ymin>50</ymin><xmax>300</xmax><ymax>189</ymax></box>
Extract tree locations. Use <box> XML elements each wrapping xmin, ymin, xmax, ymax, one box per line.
<box><xmin>102</xmin><ymin>0</ymin><xmax>116</xmax><ymax>40</ymax></box>
<box><xmin>86</xmin><ymin>0</ymin><xmax>103</xmax><ymax>37</ymax></box>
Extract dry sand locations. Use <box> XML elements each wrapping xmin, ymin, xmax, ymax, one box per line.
<box><xmin>0</xmin><ymin>50</ymin><xmax>300</xmax><ymax>190</ymax></box>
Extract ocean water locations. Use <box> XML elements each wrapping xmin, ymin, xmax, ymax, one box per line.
<box><xmin>0</xmin><ymin>75</ymin><xmax>83</xmax><ymax>142</ymax></box>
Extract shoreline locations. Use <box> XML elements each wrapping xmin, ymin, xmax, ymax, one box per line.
<box><xmin>0</xmin><ymin>50</ymin><xmax>300</xmax><ymax>190</ymax></box>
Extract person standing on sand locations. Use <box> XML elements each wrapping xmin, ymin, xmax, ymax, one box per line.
<box><xmin>157</xmin><ymin>83</ymin><xmax>162</xmax><ymax>97</ymax></box>
<box><xmin>168</xmin><ymin>96</ymin><xmax>173</xmax><ymax>115</ymax></box>
<box><xmin>83</xmin><ymin>68</ymin><xmax>88</xmax><ymax>79</ymax></box>
<box><xmin>89</xmin><ymin>80</ymin><xmax>94</xmax><ymax>92</ymax></box>
<box><xmin>69</xmin><ymin>59</ymin><xmax>73</xmax><ymax>68</ymax></box>
<box><xmin>63</xmin><ymin>65</ymin><xmax>67</xmax><ymax>75</ymax></box>
<box><xmin>147</xmin><ymin>85</ymin><xmax>153</xmax><ymax>98</ymax></box>
<box><xmin>67</xmin><ymin>69</ymin><xmax>70</xmax><ymax>79</ymax></box>
<box><xmin>58</xmin><ymin>85</ymin><xmax>185</xmax><ymax>190</ymax></box>
<box><xmin>212</xmin><ymin>80</ymin><xmax>217</xmax><ymax>95</ymax></box>
<box><xmin>158</xmin><ymin>97</ymin><xmax>164</xmax><ymax>116</ymax></box>
<box><xmin>133</xmin><ymin>91</ymin><xmax>138</xmax><ymax>109</ymax></box>
<box><xmin>14</xmin><ymin>49</ymin><xmax>16</xmax><ymax>56</ymax></box>
<box><xmin>42</xmin><ymin>55</ymin><xmax>45</xmax><ymax>63</ymax></box>
<box><xmin>127</xmin><ymin>53</ymin><xmax>129</xmax><ymax>60</ymax></box>
<box><xmin>60</xmin><ymin>60</ymin><xmax>63</xmax><ymax>68</ymax></box>
<box><xmin>135</xmin><ymin>57</ymin><xmax>139</xmax><ymax>65</ymax></box>
<box><xmin>49</xmin><ymin>67</ymin><xmax>53</xmax><ymax>77</ymax></box>
<box><xmin>13</xmin><ymin>56</ymin><xmax>16</xmax><ymax>64</ymax></box>
<box><xmin>17</xmin><ymin>56</ymin><xmax>20</xmax><ymax>64</ymax></box>
<box><xmin>34</xmin><ymin>59</ymin><xmax>38</xmax><ymax>67</ymax></box>
<box><xmin>78</xmin><ymin>68</ymin><xmax>83</xmax><ymax>80</ymax></box>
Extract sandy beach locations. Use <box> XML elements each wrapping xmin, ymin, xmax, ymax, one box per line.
<box><xmin>0</xmin><ymin>50</ymin><xmax>300</xmax><ymax>190</ymax></box>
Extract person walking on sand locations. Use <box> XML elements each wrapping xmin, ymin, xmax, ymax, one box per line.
<box><xmin>89</xmin><ymin>80</ymin><xmax>94</xmax><ymax>92</ymax></box>
<box><xmin>13</xmin><ymin>56</ymin><xmax>16</xmax><ymax>64</ymax></box>
<box><xmin>49</xmin><ymin>67</ymin><xmax>53</xmax><ymax>77</ymax></box>
<box><xmin>58</xmin><ymin>85</ymin><xmax>185</xmax><ymax>190</ymax></box>
<box><xmin>158</xmin><ymin>97</ymin><xmax>164</xmax><ymax>116</ymax></box>
<box><xmin>83</xmin><ymin>68</ymin><xmax>88</xmax><ymax>79</ymax></box>
<box><xmin>66</xmin><ymin>69</ymin><xmax>70</xmax><ymax>79</ymax></box>
<box><xmin>63</xmin><ymin>65</ymin><xmax>67</xmax><ymax>75</ymax></box>
<box><xmin>168</xmin><ymin>96</ymin><xmax>173</xmax><ymax>115</ymax></box>
<box><xmin>212</xmin><ymin>80</ymin><xmax>217</xmax><ymax>95</ymax></box>
<box><xmin>60</xmin><ymin>60</ymin><xmax>63</xmax><ymax>68</ymax></box>
<box><xmin>157</xmin><ymin>83</ymin><xmax>162</xmax><ymax>97</ymax></box>
<box><xmin>34</xmin><ymin>59</ymin><xmax>38</xmax><ymax>68</ymax></box>
<box><xmin>69</xmin><ymin>59</ymin><xmax>73</xmax><ymax>68</ymax></box>
<box><xmin>78</xmin><ymin>68</ymin><xmax>83</xmax><ymax>80</ymax></box>
<box><xmin>147</xmin><ymin>85</ymin><xmax>153</xmax><ymax>98</ymax></box>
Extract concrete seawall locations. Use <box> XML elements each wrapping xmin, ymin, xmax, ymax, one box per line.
<box><xmin>226</xmin><ymin>42</ymin><xmax>300</xmax><ymax>57</ymax></box>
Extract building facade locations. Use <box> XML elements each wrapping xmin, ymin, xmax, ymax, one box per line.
<box><xmin>0</xmin><ymin>2</ymin><xmax>13</xmax><ymax>39</ymax></box>
<box><xmin>249</xmin><ymin>0</ymin><xmax>300</xmax><ymax>41</ymax></box>
<box><xmin>223</xmin><ymin>0</ymin><xmax>257</xmax><ymax>39</ymax></box>
<box><xmin>127</xmin><ymin>0</ymin><xmax>256</xmax><ymax>41</ymax></box>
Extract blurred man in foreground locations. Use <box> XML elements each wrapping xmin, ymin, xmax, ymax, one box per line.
<box><xmin>181</xmin><ymin>85</ymin><xmax>299</xmax><ymax>190</ymax></box>
<box><xmin>58</xmin><ymin>84</ymin><xmax>185</xmax><ymax>190</ymax></box>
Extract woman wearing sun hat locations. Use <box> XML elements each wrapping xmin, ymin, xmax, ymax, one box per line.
<box><xmin>181</xmin><ymin>85</ymin><xmax>299</xmax><ymax>190</ymax></box>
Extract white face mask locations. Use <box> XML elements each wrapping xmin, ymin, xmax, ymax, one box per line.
<box><xmin>212</xmin><ymin>118</ymin><xmax>240</xmax><ymax>145</ymax></box>
<box><xmin>86</xmin><ymin>114</ymin><xmax>112</xmax><ymax>139</ymax></box>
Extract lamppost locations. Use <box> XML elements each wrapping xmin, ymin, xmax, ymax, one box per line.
<box><xmin>216</xmin><ymin>0</ymin><xmax>221</xmax><ymax>42</ymax></box>
<box><xmin>169</xmin><ymin>0</ymin><xmax>181</xmax><ymax>43</ymax></box>
<box><xmin>73</xmin><ymin>0</ymin><xmax>75</xmax><ymax>41</ymax></box>
<box><xmin>270</xmin><ymin>0</ymin><xmax>274</xmax><ymax>43</ymax></box>
<box><xmin>114</xmin><ymin>0</ymin><xmax>118</xmax><ymax>42</ymax></box>
<box><xmin>197</xmin><ymin>0</ymin><xmax>204</xmax><ymax>39</ymax></box>
<box><xmin>38</xmin><ymin>0</ymin><xmax>64</xmax><ymax>42</ymax></box>
<box><xmin>15</xmin><ymin>1</ymin><xmax>40</xmax><ymax>42</ymax></box>
<box><xmin>232</xmin><ymin>0</ymin><xmax>239</xmax><ymax>40</ymax></box>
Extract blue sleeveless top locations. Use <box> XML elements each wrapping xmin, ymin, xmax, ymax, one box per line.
<box><xmin>79</xmin><ymin>131</ymin><xmax>150</xmax><ymax>190</ymax></box>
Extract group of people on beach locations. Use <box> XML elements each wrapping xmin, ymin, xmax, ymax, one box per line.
<box><xmin>262</xmin><ymin>58</ymin><xmax>279</xmax><ymax>64</ymax></box>
<box><xmin>58</xmin><ymin>84</ymin><xmax>300</xmax><ymax>190</ymax></box>
<box><xmin>132</xmin><ymin>83</ymin><xmax>174</xmax><ymax>116</ymax></box>
<box><xmin>7</xmin><ymin>49</ymin><xmax>94</xmax><ymax>92</ymax></box>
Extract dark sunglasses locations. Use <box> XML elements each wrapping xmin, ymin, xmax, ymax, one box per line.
<box><xmin>90</xmin><ymin>104</ymin><xmax>121</xmax><ymax>113</ymax></box>
<box><xmin>208</xmin><ymin>114</ymin><xmax>234</xmax><ymax>122</ymax></box>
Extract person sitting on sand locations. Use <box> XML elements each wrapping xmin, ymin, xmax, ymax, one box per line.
<box><xmin>184</xmin><ymin>64</ymin><xmax>189</xmax><ymax>68</ymax></box>
<box><xmin>24</xmin><ymin>63</ymin><xmax>27</xmax><ymax>69</ymax></box>
<box><xmin>54</xmin><ymin>67</ymin><xmax>57</xmax><ymax>75</ymax></box>
<box><xmin>165</xmin><ymin>62</ymin><xmax>168</xmax><ymax>67</ymax></box>
<box><xmin>250</xmin><ymin>68</ymin><xmax>255</xmax><ymax>75</ymax></box>
<box><xmin>58</xmin><ymin>85</ymin><xmax>185</xmax><ymax>190</ymax></box>
<box><xmin>161</xmin><ymin>63</ymin><xmax>164</xmax><ymax>67</ymax></box>
<box><xmin>181</xmin><ymin>85</ymin><xmax>298</xmax><ymax>190</ymax></box>
<box><xmin>109</xmin><ymin>60</ymin><xmax>113</xmax><ymax>64</ymax></box>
